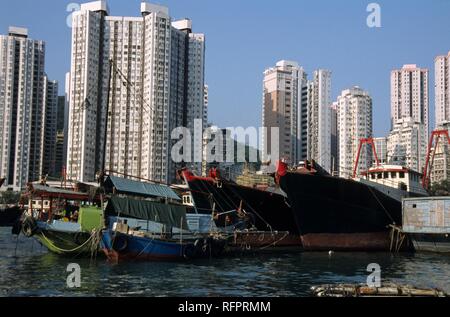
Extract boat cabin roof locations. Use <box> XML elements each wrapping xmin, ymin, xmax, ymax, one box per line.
<box><xmin>363</xmin><ymin>165</ymin><xmax>422</xmax><ymax>177</ymax></box>
<box><xmin>26</xmin><ymin>184</ymin><xmax>91</xmax><ymax>201</ymax></box>
<box><xmin>104</xmin><ymin>175</ymin><xmax>181</xmax><ymax>201</ymax></box>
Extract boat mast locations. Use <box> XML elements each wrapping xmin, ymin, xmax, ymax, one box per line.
<box><xmin>100</xmin><ymin>59</ymin><xmax>114</xmax><ymax>184</ymax></box>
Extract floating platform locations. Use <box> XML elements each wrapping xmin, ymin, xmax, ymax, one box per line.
<box><xmin>402</xmin><ymin>196</ymin><xmax>450</xmax><ymax>253</ymax></box>
<box><xmin>311</xmin><ymin>283</ymin><xmax>448</xmax><ymax>297</ymax></box>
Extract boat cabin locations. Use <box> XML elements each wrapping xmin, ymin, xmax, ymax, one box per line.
<box><xmin>181</xmin><ymin>192</ymin><xmax>194</xmax><ymax>207</ymax></box>
<box><xmin>360</xmin><ymin>165</ymin><xmax>427</xmax><ymax>196</ymax></box>
<box><xmin>24</xmin><ymin>184</ymin><xmax>103</xmax><ymax>232</ymax></box>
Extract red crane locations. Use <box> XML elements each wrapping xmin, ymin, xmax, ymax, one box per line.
<box><xmin>422</xmin><ymin>129</ymin><xmax>450</xmax><ymax>189</ymax></box>
<box><xmin>353</xmin><ymin>138</ymin><xmax>381</xmax><ymax>179</ymax></box>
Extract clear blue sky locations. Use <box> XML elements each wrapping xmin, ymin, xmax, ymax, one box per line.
<box><xmin>1</xmin><ymin>0</ymin><xmax>449</xmax><ymax>137</ymax></box>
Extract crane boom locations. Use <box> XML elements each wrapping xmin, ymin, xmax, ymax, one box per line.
<box><xmin>422</xmin><ymin>129</ymin><xmax>450</xmax><ymax>189</ymax></box>
<box><xmin>352</xmin><ymin>138</ymin><xmax>380</xmax><ymax>179</ymax></box>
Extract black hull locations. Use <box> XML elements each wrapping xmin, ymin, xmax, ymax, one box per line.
<box><xmin>0</xmin><ymin>206</ymin><xmax>23</xmax><ymax>227</ymax></box>
<box><xmin>279</xmin><ymin>172</ymin><xmax>402</xmax><ymax>251</ymax></box>
<box><xmin>186</xmin><ymin>179</ymin><xmax>299</xmax><ymax>236</ymax></box>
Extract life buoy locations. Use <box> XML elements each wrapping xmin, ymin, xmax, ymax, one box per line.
<box><xmin>112</xmin><ymin>235</ymin><xmax>128</xmax><ymax>252</ymax></box>
<box><xmin>21</xmin><ymin>217</ymin><xmax>37</xmax><ymax>238</ymax></box>
<box><xmin>183</xmin><ymin>244</ymin><xmax>197</xmax><ymax>259</ymax></box>
<box><xmin>211</xmin><ymin>239</ymin><xmax>224</xmax><ymax>258</ymax></box>
<box><xmin>194</xmin><ymin>238</ymin><xmax>207</xmax><ymax>256</ymax></box>
<box><xmin>74</xmin><ymin>232</ymin><xmax>86</xmax><ymax>246</ymax></box>
<box><xmin>204</xmin><ymin>238</ymin><xmax>211</xmax><ymax>252</ymax></box>
<box><xmin>194</xmin><ymin>238</ymin><xmax>204</xmax><ymax>248</ymax></box>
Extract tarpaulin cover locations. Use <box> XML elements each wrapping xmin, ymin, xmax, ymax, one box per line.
<box><xmin>105</xmin><ymin>196</ymin><xmax>188</xmax><ymax>229</ymax></box>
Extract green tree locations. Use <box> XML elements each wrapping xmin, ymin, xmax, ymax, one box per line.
<box><xmin>430</xmin><ymin>179</ymin><xmax>450</xmax><ymax>196</ymax></box>
<box><xmin>0</xmin><ymin>191</ymin><xmax>21</xmax><ymax>204</ymax></box>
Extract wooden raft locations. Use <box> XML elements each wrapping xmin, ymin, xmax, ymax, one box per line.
<box><xmin>311</xmin><ymin>283</ymin><xmax>448</xmax><ymax>297</ymax></box>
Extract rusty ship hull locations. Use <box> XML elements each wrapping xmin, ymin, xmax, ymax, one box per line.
<box><xmin>278</xmin><ymin>170</ymin><xmax>403</xmax><ymax>251</ymax></box>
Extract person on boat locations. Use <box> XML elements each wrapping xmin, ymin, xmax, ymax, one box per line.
<box><xmin>225</xmin><ymin>215</ymin><xmax>232</xmax><ymax>226</ymax></box>
<box><xmin>64</xmin><ymin>208</ymin><xmax>72</xmax><ymax>221</ymax></box>
<box><xmin>208</xmin><ymin>167</ymin><xmax>221</xmax><ymax>180</ymax></box>
<box><xmin>70</xmin><ymin>209</ymin><xmax>79</xmax><ymax>222</ymax></box>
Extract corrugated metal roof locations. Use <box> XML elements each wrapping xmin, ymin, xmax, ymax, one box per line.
<box><xmin>32</xmin><ymin>184</ymin><xmax>86</xmax><ymax>196</ymax></box>
<box><xmin>29</xmin><ymin>184</ymin><xmax>91</xmax><ymax>200</ymax></box>
<box><xmin>105</xmin><ymin>176</ymin><xmax>181</xmax><ymax>201</ymax></box>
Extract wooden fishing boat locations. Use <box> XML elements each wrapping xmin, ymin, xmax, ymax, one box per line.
<box><xmin>179</xmin><ymin>168</ymin><xmax>303</xmax><ymax>251</ymax></box>
<box><xmin>17</xmin><ymin>175</ymin><xmax>228</xmax><ymax>261</ymax></box>
<box><xmin>18</xmin><ymin>183</ymin><xmax>103</xmax><ymax>257</ymax></box>
<box><xmin>100</xmin><ymin>229</ymin><xmax>225</xmax><ymax>262</ymax></box>
<box><xmin>99</xmin><ymin>176</ymin><xmax>228</xmax><ymax>262</ymax></box>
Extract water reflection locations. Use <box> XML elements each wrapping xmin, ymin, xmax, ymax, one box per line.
<box><xmin>1</xmin><ymin>228</ymin><xmax>449</xmax><ymax>296</ymax></box>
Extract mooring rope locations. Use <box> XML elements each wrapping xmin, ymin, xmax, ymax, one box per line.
<box><xmin>227</xmin><ymin>185</ymin><xmax>273</xmax><ymax>232</ymax></box>
<box><xmin>40</xmin><ymin>230</ymin><xmax>96</xmax><ymax>253</ymax></box>
<box><xmin>133</xmin><ymin>234</ymin><xmax>157</xmax><ymax>260</ymax></box>
<box><xmin>367</xmin><ymin>185</ymin><xmax>396</xmax><ymax>224</ymax></box>
<box><xmin>258</xmin><ymin>232</ymin><xmax>290</xmax><ymax>251</ymax></box>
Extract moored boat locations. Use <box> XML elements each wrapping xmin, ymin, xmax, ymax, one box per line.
<box><xmin>18</xmin><ymin>176</ymin><xmax>228</xmax><ymax>261</ymax></box>
<box><xmin>180</xmin><ymin>168</ymin><xmax>302</xmax><ymax>249</ymax></box>
<box><xmin>276</xmin><ymin>160</ymin><xmax>409</xmax><ymax>251</ymax></box>
<box><xmin>0</xmin><ymin>177</ymin><xmax>24</xmax><ymax>227</ymax></box>
<box><xmin>99</xmin><ymin>175</ymin><xmax>227</xmax><ymax>262</ymax></box>
<box><xmin>18</xmin><ymin>183</ymin><xmax>103</xmax><ymax>257</ymax></box>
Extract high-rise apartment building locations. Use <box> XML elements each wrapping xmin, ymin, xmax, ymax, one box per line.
<box><xmin>435</xmin><ymin>51</ymin><xmax>450</xmax><ymax>127</ymax></box>
<box><xmin>373</xmin><ymin>137</ymin><xmax>388</xmax><ymax>165</ymax></box>
<box><xmin>0</xmin><ymin>27</ymin><xmax>46</xmax><ymax>190</ymax></box>
<box><xmin>391</xmin><ymin>64</ymin><xmax>429</xmax><ymax>134</ymax></box>
<box><xmin>386</xmin><ymin>118</ymin><xmax>427</xmax><ymax>173</ymax></box>
<box><xmin>54</xmin><ymin>96</ymin><xmax>67</xmax><ymax>178</ymax></box>
<box><xmin>262</xmin><ymin>60</ymin><xmax>308</xmax><ymax>165</ymax></box>
<box><xmin>40</xmin><ymin>78</ymin><xmax>59</xmax><ymax>177</ymax></box>
<box><xmin>67</xmin><ymin>1</ymin><xmax>205</xmax><ymax>184</ymax></box>
<box><xmin>307</xmin><ymin>69</ymin><xmax>332</xmax><ymax>172</ymax></box>
<box><xmin>203</xmin><ymin>85</ymin><xmax>208</xmax><ymax>129</ymax></box>
<box><xmin>330</xmin><ymin>102</ymin><xmax>338</xmax><ymax>175</ymax></box>
<box><xmin>336</xmin><ymin>87</ymin><xmax>373</xmax><ymax>178</ymax></box>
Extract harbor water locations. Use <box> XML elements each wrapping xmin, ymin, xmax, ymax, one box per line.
<box><xmin>1</xmin><ymin>227</ymin><xmax>449</xmax><ymax>297</ymax></box>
